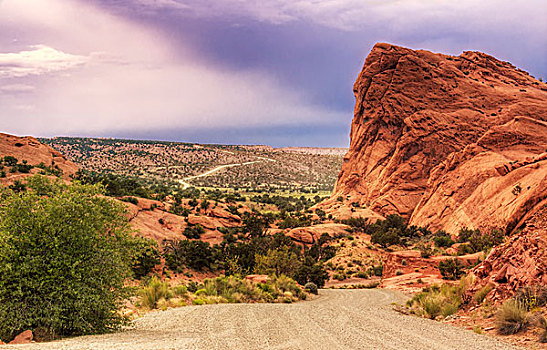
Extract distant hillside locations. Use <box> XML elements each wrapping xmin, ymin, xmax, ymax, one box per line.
<box><xmin>41</xmin><ymin>137</ymin><xmax>345</xmax><ymax>193</ymax></box>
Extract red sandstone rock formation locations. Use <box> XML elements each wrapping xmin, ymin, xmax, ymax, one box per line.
<box><xmin>0</xmin><ymin>133</ymin><xmax>78</xmax><ymax>180</ymax></box>
<box><xmin>470</xmin><ymin>204</ymin><xmax>547</xmax><ymax>302</ymax></box>
<box><xmin>324</xmin><ymin>43</ymin><xmax>547</xmax><ymax>234</ymax></box>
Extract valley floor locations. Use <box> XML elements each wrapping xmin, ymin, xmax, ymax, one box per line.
<box><xmin>2</xmin><ymin>289</ymin><xmax>521</xmax><ymax>350</ymax></box>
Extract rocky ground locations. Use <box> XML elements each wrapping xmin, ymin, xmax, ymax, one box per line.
<box><xmin>2</xmin><ymin>289</ymin><xmax>522</xmax><ymax>350</ymax></box>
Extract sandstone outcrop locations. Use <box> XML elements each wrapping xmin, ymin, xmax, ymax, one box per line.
<box><xmin>470</xmin><ymin>204</ymin><xmax>547</xmax><ymax>302</ymax></box>
<box><xmin>0</xmin><ymin>133</ymin><xmax>78</xmax><ymax>179</ymax></box>
<box><xmin>323</xmin><ymin>43</ymin><xmax>547</xmax><ymax>234</ymax></box>
<box><xmin>125</xmin><ymin>198</ymin><xmax>243</xmax><ymax>245</ymax></box>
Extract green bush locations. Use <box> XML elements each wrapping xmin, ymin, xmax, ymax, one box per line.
<box><xmin>407</xmin><ymin>280</ymin><xmax>468</xmax><ymax>319</ymax></box>
<box><xmin>0</xmin><ymin>176</ymin><xmax>133</xmax><ymax>341</ymax></box>
<box><xmin>183</xmin><ymin>224</ymin><xmax>206</xmax><ymax>239</ymax></box>
<box><xmin>304</xmin><ymin>282</ymin><xmax>318</xmax><ymax>295</ymax></box>
<box><xmin>139</xmin><ymin>277</ymin><xmax>172</xmax><ymax>309</ymax></box>
<box><xmin>163</xmin><ymin>239</ymin><xmax>214</xmax><ymax>271</ymax></box>
<box><xmin>3</xmin><ymin>156</ymin><xmax>18</xmax><ymax>166</ymax></box>
<box><xmin>433</xmin><ymin>230</ymin><xmax>454</xmax><ymax>248</ymax></box>
<box><xmin>496</xmin><ymin>300</ymin><xmax>529</xmax><ymax>335</ymax></box>
<box><xmin>371</xmin><ymin>227</ymin><xmax>401</xmax><ymax>248</ymax></box>
<box><xmin>439</xmin><ymin>258</ymin><xmax>464</xmax><ymax>280</ymax></box>
<box><xmin>130</xmin><ymin>237</ymin><xmax>161</xmax><ymax>279</ymax></box>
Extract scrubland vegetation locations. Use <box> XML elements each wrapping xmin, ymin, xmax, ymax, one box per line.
<box><xmin>0</xmin><ymin>174</ymin><xmax>327</xmax><ymax>343</ymax></box>
<box><xmin>137</xmin><ymin>275</ymin><xmax>306</xmax><ymax>311</ymax></box>
<box><xmin>42</xmin><ymin>137</ymin><xmax>344</xmax><ymax>194</ymax></box>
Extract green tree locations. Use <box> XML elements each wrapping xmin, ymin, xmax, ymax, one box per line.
<box><xmin>3</xmin><ymin>156</ymin><xmax>17</xmax><ymax>166</ymax></box>
<box><xmin>371</xmin><ymin>227</ymin><xmax>401</xmax><ymax>248</ymax></box>
<box><xmin>0</xmin><ymin>176</ymin><xmax>134</xmax><ymax>341</ymax></box>
<box><xmin>130</xmin><ymin>237</ymin><xmax>161</xmax><ymax>279</ymax></box>
<box><xmin>254</xmin><ymin>247</ymin><xmax>301</xmax><ymax>277</ymax></box>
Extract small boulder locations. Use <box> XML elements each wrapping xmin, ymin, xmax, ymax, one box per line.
<box><xmin>245</xmin><ymin>274</ymin><xmax>269</xmax><ymax>284</ymax></box>
<box><xmin>9</xmin><ymin>329</ymin><xmax>33</xmax><ymax>344</ymax></box>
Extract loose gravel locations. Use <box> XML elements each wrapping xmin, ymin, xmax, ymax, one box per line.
<box><xmin>1</xmin><ymin>289</ymin><xmax>522</xmax><ymax>350</ymax></box>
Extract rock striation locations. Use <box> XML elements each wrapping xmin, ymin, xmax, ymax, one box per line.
<box><xmin>325</xmin><ymin>43</ymin><xmax>547</xmax><ymax>234</ymax></box>
<box><xmin>470</xmin><ymin>204</ymin><xmax>547</xmax><ymax>301</ymax></box>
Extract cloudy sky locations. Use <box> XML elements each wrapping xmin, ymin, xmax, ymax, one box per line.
<box><xmin>0</xmin><ymin>0</ymin><xmax>546</xmax><ymax>147</ymax></box>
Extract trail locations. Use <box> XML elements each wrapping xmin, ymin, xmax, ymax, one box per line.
<box><xmin>7</xmin><ymin>289</ymin><xmax>522</xmax><ymax>350</ymax></box>
<box><xmin>177</xmin><ymin>155</ymin><xmax>275</xmax><ymax>189</ymax></box>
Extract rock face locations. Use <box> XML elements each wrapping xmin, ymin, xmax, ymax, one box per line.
<box><xmin>0</xmin><ymin>133</ymin><xmax>78</xmax><ymax>179</ymax></box>
<box><xmin>470</xmin><ymin>204</ymin><xmax>547</xmax><ymax>301</ymax></box>
<box><xmin>327</xmin><ymin>43</ymin><xmax>547</xmax><ymax>233</ymax></box>
<box><xmin>125</xmin><ymin>198</ymin><xmax>242</xmax><ymax>245</ymax></box>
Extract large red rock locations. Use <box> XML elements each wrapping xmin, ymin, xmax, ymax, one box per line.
<box><xmin>0</xmin><ymin>133</ymin><xmax>78</xmax><ymax>180</ymax></box>
<box><xmin>323</xmin><ymin>43</ymin><xmax>547</xmax><ymax>234</ymax></box>
<box><xmin>285</xmin><ymin>223</ymin><xmax>350</xmax><ymax>245</ymax></box>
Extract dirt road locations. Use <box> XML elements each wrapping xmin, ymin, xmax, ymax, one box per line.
<box><xmin>3</xmin><ymin>289</ymin><xmax>521</xmax><ymax>350</ymax></box>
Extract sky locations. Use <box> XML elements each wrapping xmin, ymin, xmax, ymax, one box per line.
<box><xmin>0</xmin><ymin>0</ymin><xmax>546</xmax><ymax>147</ymax></box>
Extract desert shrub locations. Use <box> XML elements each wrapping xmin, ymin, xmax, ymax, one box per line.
<box><xmin>255</xmin><ymin>247</ymin><xmax>301</xmax><ymax>277</ymax></box>
<box><xmin>3</xmin><ymin>156</ymin><xmax>18</xmax><ymax>166</ymax></box>
<box><xmin>407</xmin><ymin>279</ymin><xmax>469</xmax><ymax>319</ymax></box>
<box><xmin>195</xmin><ymin>275</ymin><xmax>305</xmax><ymax>303</ymax></box>
<box><xmin>372</xmin><ymin>264</ymin><xmax>383</xmax><ymax>277</ymax></box>
<box><xmin>457</xmin><ymin>227</ymin><xmax>504</xmax><ymax>253</ymax></box>
<box><xmin>473</xmin><ymin>284</ymin><xmax>493</xmax><ymax>304</ymax></box>
<box><xmin>341</xmin><ymin>217</ymin><xmax>370</xmax><ymax>232</ymax></box>
<box><xmin>439</xmin><ymin>258</ymin><xmax>464</xmax><ymax>280</ymax></box>
<box><xmin>130</xmin><ymin>237</ymin><xmax>161</xmax><ymax>279</ymax></box>
<box><xmin>16</xmin><ymin>160</ymin><xmax>33</xmax><ymax>173</ymax></box>
<box><xmin>172</xmin><ymin>285</ymin><xmax>188</xmax><ymax>297</ymax></box>
<box><xmin>0</xmin><ymin>176</ymin><xmax>133</xmax><ymax>341</ymax></box>
<box><xmin>395</xmin><ymin>269</ymin><xmax>403</xmax><ymax>276</ymax></box>
<box><xmin>356</xmin><ymin>271</ymin><xmax>369</xmax><ymax>279</ymax></box>
<box><xmin>183</xmin><ymin>224</ymin><xmax>206</xmax><ymax>239</ymax></box>
<box><xmin>139</xmin><ymin>277</ymin><xmax>172</xmax><ymax>309</ymax></box>
<box><xmin>187</xmin><ymin>281</ymin><xmax>199</xmax><ymax>293</ymax></box>
<box><xmin>371</xmin><ymin>227</ymin><xmax>401</xmax><ymax>247</ymax></box>
<box><xmin>433</xmin><ymin>230</ymin><xmax>454</xmax><ymax>248</ymax></box>
<box><xmin>294</xmin><ymin>256</ymin><xmax>329</xmax><ymax>288</ymax></box>
<box><xmin>163</xmin><ymin>239</ymin><xmax>215</xmax><ymax>271</ymax></box>
<box><xmin>304</xmin><ymin>282</ymin><xmax>318</xmax><ymax>295</ymax></box>
<box><xmin>496</xmin><ymin>300</ymin><xmax>529</xmax><ymax>335</ymax></box>
<box><xmin>333</xmin><ymin>273</ymin><xmax>346</xmax><ymax>281</ymax></box>
<box><xmin>73</xmin><ymin>170</ymin><xmax>152</xmax><ymax>199</ymax></box>
<box><xmin>514</xmin><ymin>285</ymin><xmax>547</xmax><ymax>311</ymax></box>
<box><xmin>417</xmin><ymin>244</ymin><xmax>433</xmax><ymax>258</ymax></box>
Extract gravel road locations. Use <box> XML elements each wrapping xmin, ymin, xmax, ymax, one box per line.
<box><xmin>2</xmin><ymin>289</ymin><xmax>521</xmax><ymax>350</ymax></box>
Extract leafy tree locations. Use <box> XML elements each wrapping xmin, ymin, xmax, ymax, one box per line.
<box><xmin>439</xmin><ymin>258</ymin><xmax>464</xmax><ymax>280</ymax></box>
<box><xmin>254</xmin><ymin>247</ymin><xmax>301</xmax><ymax>277</ymax></box>
<box><xmin>433</xmin><ymin>230</ymin><xmax>454</xmax><ymax>248</ymax></box>
<box><xmin>294</xmin><ymin>256</ymin><xmax>329</xmax><ymax>287</ymax></box>
<box><xmin>130</xmin><ymin>237</ymin><xmax>161</xmax><ymax>279</ymax></box>
<box><xmin>163</xmin><ymin>239</ymin><xmax>215</xmax><ymax>271</ymax></box>
<box><xmin>371</xmin><ymin>227</ymin><xmax>401</xmax><ymax>248</ymax></box>
<box><xmin>0</xmin><ymin>176</ymin><xmax>133</xmax><ymax>341</ymax></box>
<box><xmin>183</xmin><ymin>224</ymin><xmax>205</xmax><ymax>239</ymax></box>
